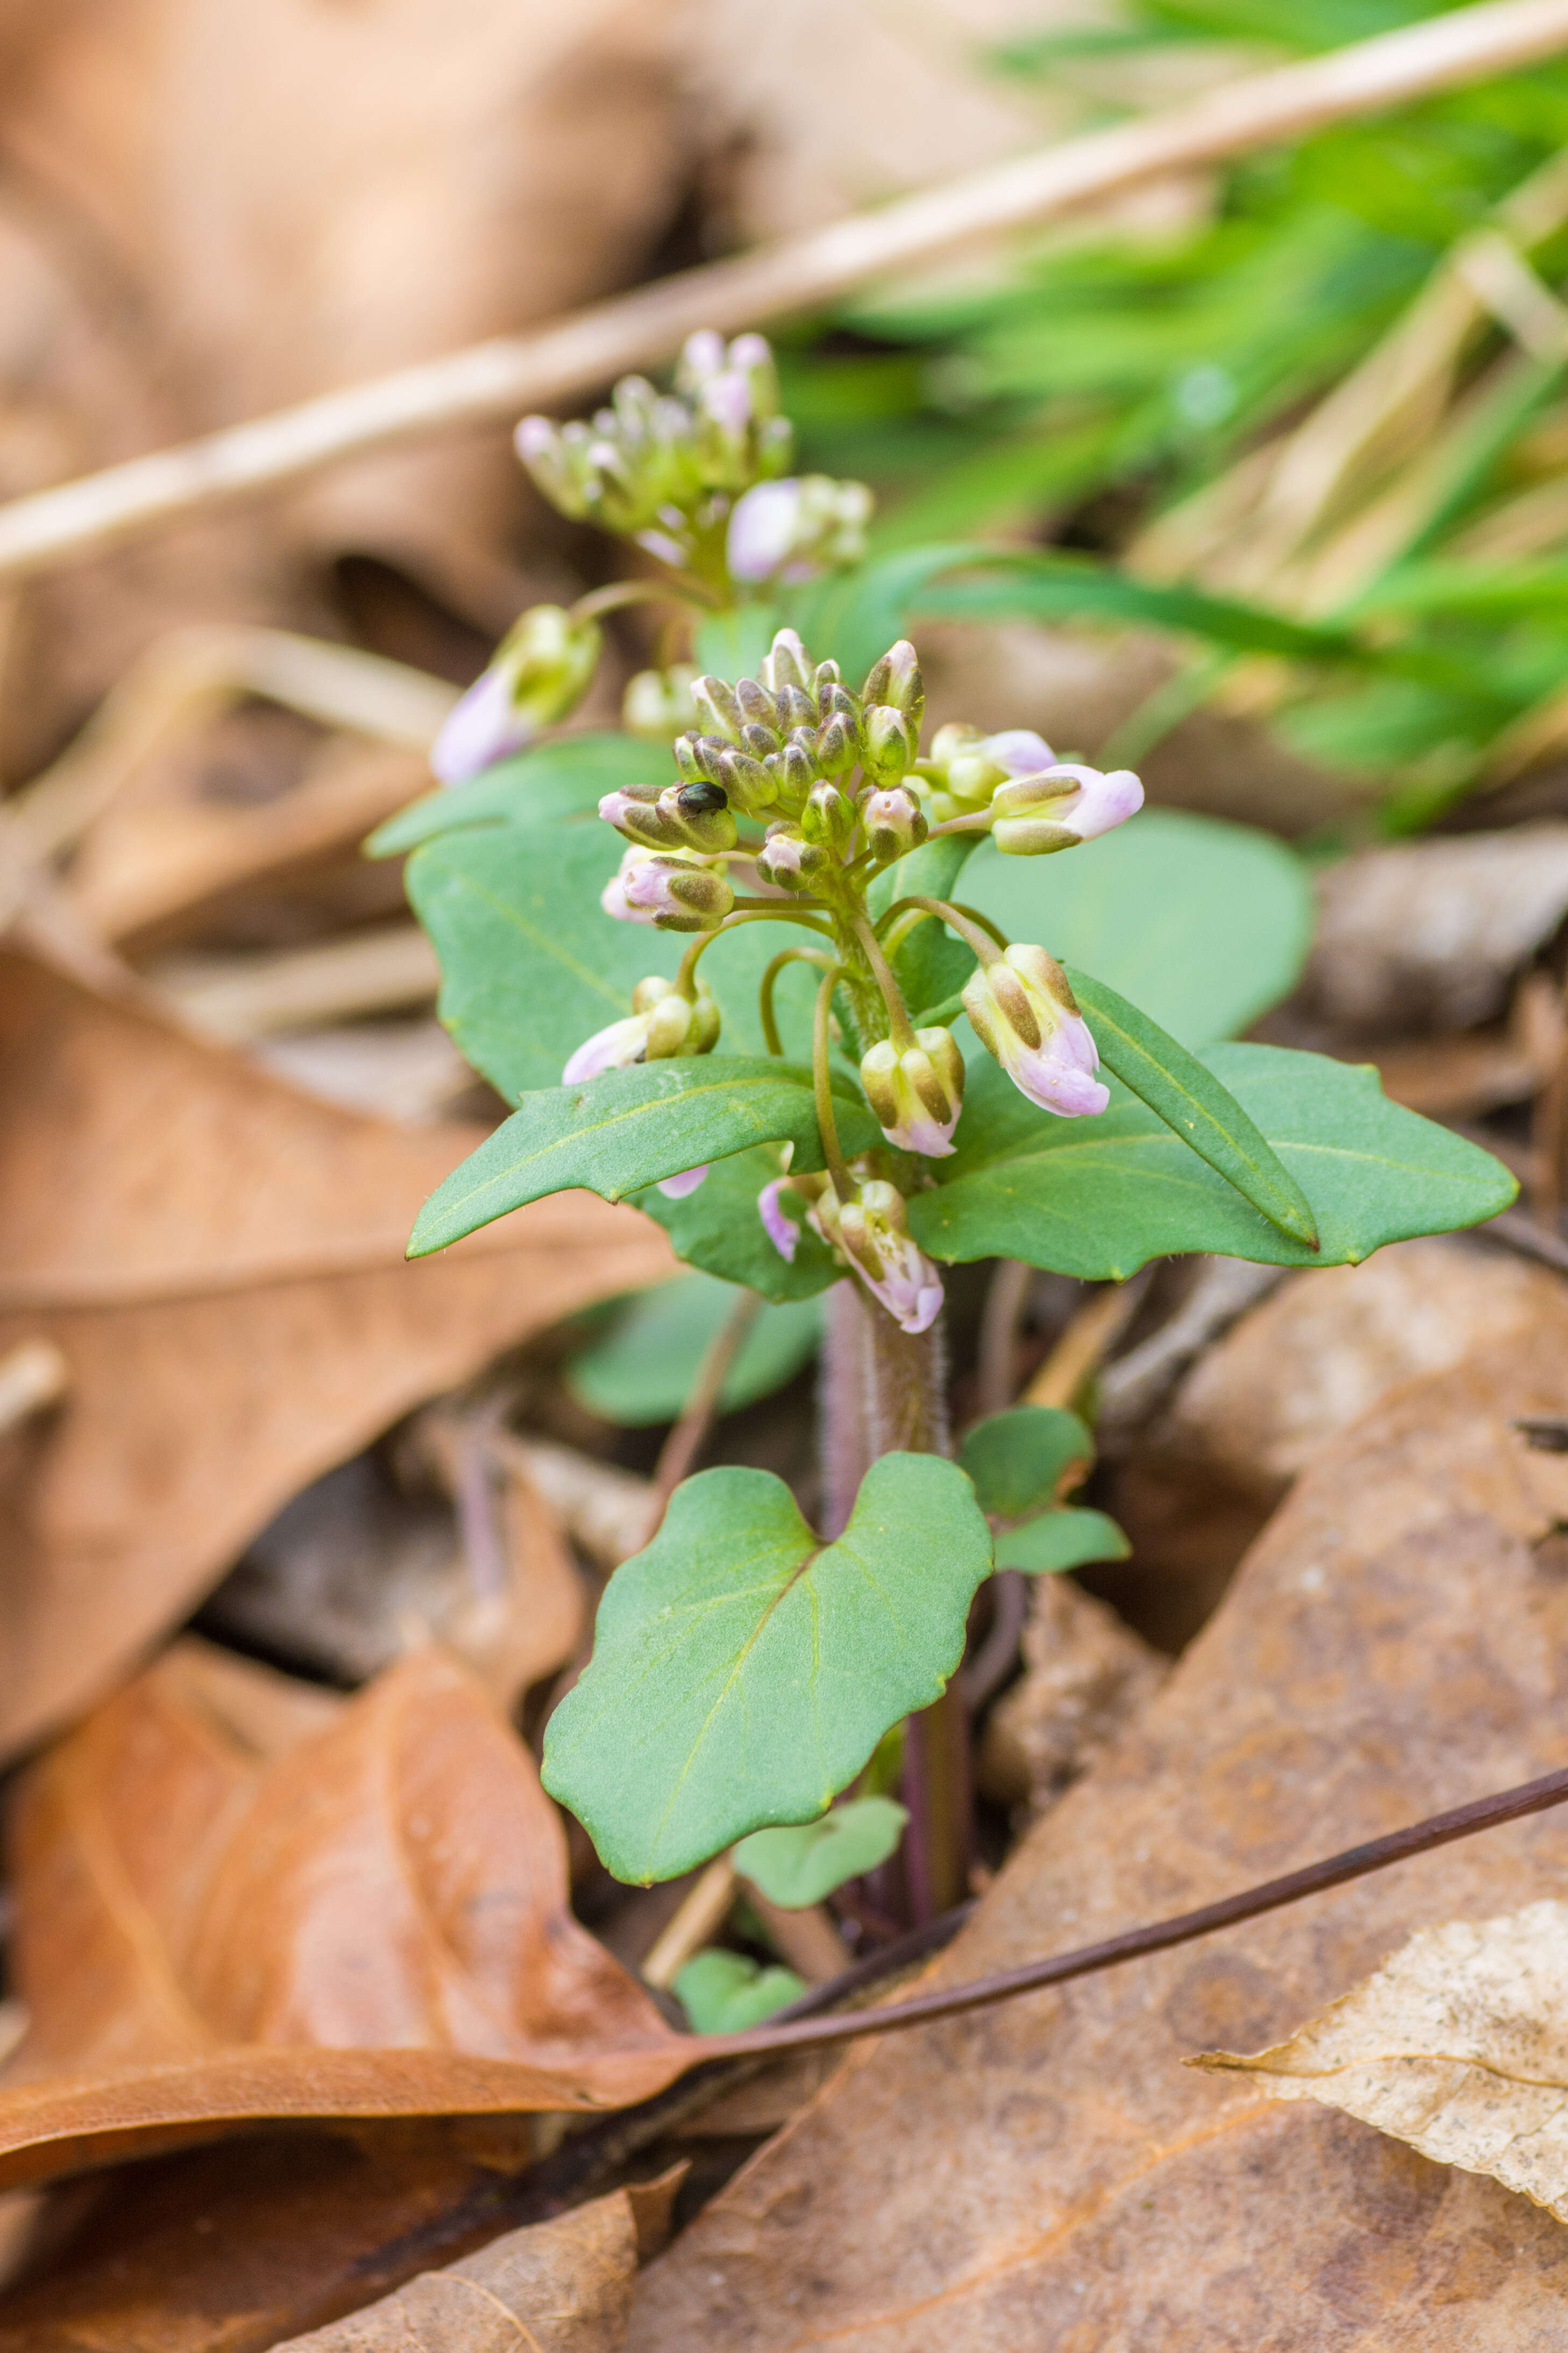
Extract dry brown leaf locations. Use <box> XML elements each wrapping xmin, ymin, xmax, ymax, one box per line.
<box><xmin>629</xmin><ymin>1303</ymin><xmax>1568</xmax><ymax>2349</ymax></box>
<box><xmin>0</xmin><ymin>1641</ymin><xmax>690</xmax><ymax>2193</ymax></box>
<box><xmin>1191</xmin><ymin>1900</ymin><xmax>1568</xmax><ymax>2228</ymax></box>
<box><xmin>0</xmin><ymin>948</ymin><xmax>672</xmax><ymax>1757</ymax></box>
<box><xmin>977</xmin><ymin>1571</ymin><xmax>1168</xmax><ymax>1819</ymax></box>
<box><xmin>269</xmin><ymin>2185</ymin><xmax>638</xmax><ymax>2353</ymax></box>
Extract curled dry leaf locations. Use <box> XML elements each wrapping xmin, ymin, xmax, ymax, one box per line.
<box><xmin>0</xmin><ymin>1640</ymin><xmax>689</xmax><ymax>2194</ymax></box>
<box><xmin>0</xmin><ymin>949</ymin><xmax>672</xmax><ymax>1757</ymax></box>
<box><xmin>267</xmin><ymin>2184</ymin><xmax>638</xmax><ymax>2353</ymax></box>
<box><xmin>1191</xmin><ymin>1899</ymin><xmax>1568</xmax><ymax>2228</ymax></box>
<box><xmin>630</xmin><ymin>1301</ymin><xmax>1568</xmax><ymax>2350</ymax></box>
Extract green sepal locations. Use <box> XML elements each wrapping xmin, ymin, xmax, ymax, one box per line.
<box><xmin>1065</xmin><ymin>965</ymin><xmax>1321</xmax><ymax>1249</ymax></box>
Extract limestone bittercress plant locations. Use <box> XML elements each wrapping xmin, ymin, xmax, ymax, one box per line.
<box><xmin>400</xmin><ymin>330</ymin><xmax>1516</xmax><ymax>1898</ymax></box>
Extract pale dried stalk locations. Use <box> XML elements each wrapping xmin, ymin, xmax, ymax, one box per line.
<box><xmin>642</xmin><ymin>1856</ymin><xmax>739</xmax><ymax>1990</ymax></box>
<box><xmin>1024</xmin><ymin>1280</ymin><xmax>1145</xmax><ymax>1411</ymax></box>
<box><xmin>2</xmin><ymin>0</ymin><xmax>1566</xmax><ymax>585</ymax></box>
<box><xmin>0</xmin><ymin>1340</ymin><xmax>68</xmax><ymax>1436</ymax></box>
<box><xmin>8</xmin><ymin>625</ymin><xmax>456</xmax><ymax>869</ymax></box>
<box><xmin>157</xmin><ymin>921</ymin><xmax>441</xmax><ymax>1041</ymax></box>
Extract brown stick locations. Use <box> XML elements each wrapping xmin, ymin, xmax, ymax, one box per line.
<box><xmin>3</xmin><ymin>0</ymin><xmax>1567</xmax><ymax>585</ymax></box>
<box><xmin>714</xmin><ymin>1757</ymin><xmax>1568</xmax><ymax>2061</ymax></box>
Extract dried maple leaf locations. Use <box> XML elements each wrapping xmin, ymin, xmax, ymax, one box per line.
<box><xmin>629</xmin><ymin>1298</ymin><xmax>1568</xmax><ymax>2350</ymax></box>
<box><xmin>1191</xmin><ymin>1899</ymin><xmax>1568</xmax><ymax>2226</ymax></box>
<box><xmin>0</xmin><ymin>949</ymin><xmax>672</xmax><ymax>1758</ymax></box>
<box><xmin>0</xmin><ymin>1641</ymin><xmax>690</xmax><ymax>2194</ymax></box>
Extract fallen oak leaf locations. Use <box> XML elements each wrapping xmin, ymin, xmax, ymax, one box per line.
<box><xmin>0</xmin><ymin>948</ymin><xmax>672</xmax><ymax>1757</ymax></box>
<box><xmin>1190</xmin><ymin>1899</ymin><xmax>1568</xmax><ymax>2226</ymax></box>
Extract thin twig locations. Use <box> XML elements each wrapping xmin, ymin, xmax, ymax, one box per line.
<box><xmin>713</xmin><ymin>1756</ymin><xmax>1568</xmax><ymax>2061</ymax></box>
<box><xmin>642</xmin><ymin>1288</ymin><xmax>765</xmax><ymax>1542</ymax></box>
<box><xmin>2</xmin><ymin>0</ymin><xmax>1566</xmax><ymax>583</ymax></box>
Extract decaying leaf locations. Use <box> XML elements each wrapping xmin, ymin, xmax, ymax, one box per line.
<box><xmin>0</xmin><ymin>949</ymin><xmax>671</xmax><ymax>1757</ymax></box>
<box><xmin>269</xmin><ymin>2185</ymin><xmax>638</xmax><ymax>2353</ymax></box>
<box><xmin>0</xmin><ymin>1640</ymin><xmax>690</xmax><ymax>2191</ymax></box>
<box><xmin>1191</xmin><ymin>1900</ymin><xmax>1568</xmax><ymax>2227</ymax></box>
<box><xmin>629</xmin><ymin>1302</ymin><xmax>1568</xmax><ymax>2349</ymax></box>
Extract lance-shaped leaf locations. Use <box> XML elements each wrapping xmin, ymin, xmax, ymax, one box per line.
<box><xmin>734</xmin><ymin>1796</ymin><xmax>909</xmax><ymax>1909</ymax></box>
<box><xmin>542</xmin><ymin>1456</ymin><xmax>994</xmax><ymax>1883</ymax></box>
<box><xmin>1065</xmin><ymin>965</ymin><xmax>1319</xmax><ymax>1249</ymax></box>
<box><xmin>957</xmin><ymin>1404</ymin><xmax>1094</xmax><ymax>1520</ymax></box>
<box><xmin>911</xmin><ymin>1045</ymin><xmax>1516</xmax><ymax>1279</ymax></box>
<box><xmin>409</xmin><ymin>1059</ymin><xmax>877</xmax><ymax>1256</ymax></box>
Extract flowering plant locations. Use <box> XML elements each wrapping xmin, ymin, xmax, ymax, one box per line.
<box><xmin>390</xmin><ymin>333</ymin><xmax>1515</xmax><ymax>1903</ymax></box>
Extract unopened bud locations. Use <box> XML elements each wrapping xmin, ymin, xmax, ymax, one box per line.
<box><xmin>801</xmin><ymin>778</ymin><xmax>854</xmax><ymax>851</ymax></box>
<box><xmin>716</xmin><ymin>747</ymin><xmax>778</xmax><ymax>812</ymax></box>
<box><xmin>601</xmin><ymin>847</ymin><xmax>734</xmax><ymax>933</ymax></box>
<box><xmin>862</xmin><ymin>705</ymin><xmax>917</xmax><ymax>785</ymax></box>
<box><xmin>691</xmin><ymin>674</ymin><xmax>744</xmax><ymax>744</ymax></box>
<box><xmin>741</xmin><ymin>721</ymin><xmax>781</xmax><ymax>760</ymax></box>
<box><xmin>430</xmin><ymin>604</ymin><xmax>602</xmax><ymax>787</ymax></box>
<box><xmin>623</xmin><ymin>664</ymin><xmax>699</xmax><ymax>742</ymax></box>
<box><xmin>814</xmin><ymin>713</ymin><xmax>859</xmax><ymax>776</ymax></box>
<box><xmin>861</xmin><ymin>641</ymin><xmax>924</xmax><ymax>734</ymax></box>
<box><xmin>810</xmin><ymin>1178</ymin><xmax>943</xmax><ymax>1335</ymax></box>
<box><xmin>993</xmin><ymin>760</ymin><xmax>1144</xmax><ymax>851</ymax></box>
<box><xmin>961</xmin><ymin>944</ymin><xmax>1109</xmax><ymax>1118</ymax></box>
<box><xmin>776</xmin><ymin>683</ymin><xmax>817</xmax><ymax>731</ymax></box>
<box><xmin>757</xmin><ymin>824</ymin><xmax>826</xmax><ymax>892</ymax></box>
<box><xmin>736</xmin><ymin>676</ymin><xmax>778</xmax><ymax>729</ymax></box>
<box><xmin>776</xmin><ymin>737</ymin><xmax>818</xmax><ymax>803</ymax></box>
<box><xmin>562</xmin><ymin>974</ymin><xmax>720</xmax><ymax>1083</ymax></box>
<box><xmin>862</xmin><ymin>783</ymin><xmax>928</xmax><ymax>863</ymax></box>
<box><xmin>859</xmin><ymin>1027</ymin><xmax>965</xmax><ymax>1157</ymax></box>
<box><xmin>760</xmin><ymin>628</ymin><xmax>812</xmax><ymax>696</ymax></box>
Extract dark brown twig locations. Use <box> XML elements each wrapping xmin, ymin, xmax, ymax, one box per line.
<box><xmin>712</xmin><ymin>1757</ymin><xmax>1568</xmax><ymax>2060</ymax></box>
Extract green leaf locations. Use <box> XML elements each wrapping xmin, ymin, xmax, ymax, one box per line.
<box><xmin>693</xmin><ymin>605</ymin><xmax>784</xmax><ymax>679</ymax></box>
<box><xmin>542</xmin><ymin>1455</ymin><xmax>995</xmax><ymax>1882</ymax></box>
<box><xmin>787</xmin><ymin>545</ymin><xmax>977</xmax><ymax>683</ymax></box>
<box><xmin>995</xmin><ymin>1507</ymin><xmax>1131</xmax><ymax>1574</ymax></box>
<box><xmin>569</xmin><ymin>1274</ymin><xmax>822</xmax><ymax>1426</ymax></box>
<box><xmin>367</xmin><ymin>732</ymin><xmax>664</xmax><ymax>856</ymax></box>
<box><xmin>410</xmin><ymin>1057</ymin><xmax>877</xmax><ymax>1256</ymax></box>
<box><xmin>734</xmin><ymin>1796</ymin><xmax>909</xmax><ymax>1908</ymax></box>
<box><xmin>912</xmin><ymin>1044</ymin><xmax>1516</xmax><ymax>1280</ymax></box>
<box><xmin>405</xmin><ymin>821</ymin><xmax>818</xmax><ymax>1099</ymax></box>
<box><xmin>869</xmin><ymin>833</ymin><xmax>983</xmax><ymax>1022</ymax></box>
<box><xmin>675</xmin><ymin>1949</ymin><xmax>805</xmax><ymax>2034</ymax></box>
<box><xmin>959</xmin><ymin>810</ymin><xmax>1312</xmax><ymax>1048</ymax></box>
<box><xmin>1065</xmin><ymin>966</ymin><xmax>1321</xmax><ymax>1250</ymax></box>
<box><xmin>634</xmin><ymin>1144</ymin><xmax>842</xmax><ymax>1302</ymax></box>
<box><xmin>957</xmin><ymin>1405</ymin><xmax>1093</xmax><ymax>1520</ymax></box>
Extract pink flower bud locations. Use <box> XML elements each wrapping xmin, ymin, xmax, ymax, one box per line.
<box><xmin>601</xmin><ymin>848</ymin><xmax>734</xmax><ymax>933</ymax></box>
<box><xmin>758</xmin><ymin>1177</ymin><xmax>803</xmax><ymax>1262</ymax></box>
<box><xmin>656</xmin><ymin>1164</ymin><xmax>709</xmax><ymax>1199</ymax></box>
<box><xmin>861</xmin><ymin>783</ymin><xmax>927</xmax><ymax>864</ymax></box>
<box><xmin>961</xmin><ymin>945</ymin><xmax>1109</xmax><ymax>1118</ymax></box>
<box><xmin>431</xmin><ymin>605</ymin><xmax>601</xmax><ymax>787</ymax></box>
<box><xmin>561</xmin><ymin>977</ymin><xmax>719</xmax><ymax>1083</ymax></box>
<box><xmin>811</xmin><ymin>1180</ymin><xmax>943</xmax><ymax>1335</ymax></box>
<box><xmin>1024</xmin><ymin>761</ymin><xmax>1144</xmax><ymax>843</ymax></box>
<box><xmin>859</xmin><ymin>1028</ymin><xmax>964</xmax><ymax>1157</ymax></box>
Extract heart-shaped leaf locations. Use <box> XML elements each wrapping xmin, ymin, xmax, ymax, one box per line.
<box><xmin>409</xmin><ymin>1059</ymin><xmax>877</xmax><ymax>1257</ymax></box>
<box><xmin>542</xmin><ymin>1455</ymin><xmax>994</xmax><ymax>1883</ymax></box>
<box><xmin>912</xmin><ymin>1045</ymin><xmax>1516</xmax><ymax>1280</ymax></box>
<box><xmin>957</xmin><ymin>1405</ymin><xmax>1094</xmax><ymax>1520</ymax></box>
<box><xmin>674</xmin><ymin>1951</ymin><xmax>805</xmax><ymax>2034</ymax></box>
<box><xmin>994</xmin><ymin>1506</ymin><xmax>1131</xmax><ymax>1574</ymax></box>
<box><xmin>734</xmin><ymin>1796</ymin><xmax>909</xmax><ymax>1908</ymax></box>
<box><xmin>1066</xmin><ymin>966</ymin><xmax>1320</xmax><ymax>1249</ymax></box>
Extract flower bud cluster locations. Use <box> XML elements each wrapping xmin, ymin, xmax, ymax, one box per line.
<box><xmin>516</xmin><ymin>333</ymin><xmax>792</xmax><ymax>547</ymax></box>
